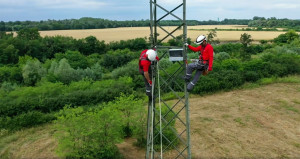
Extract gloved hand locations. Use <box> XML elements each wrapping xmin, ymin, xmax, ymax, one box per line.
<box><xmin>184</xmin><ymin>43</ymin><xmax>189</xmax><ymax>46</ymax></box>
<box><xmin>148</xmin><ymin>80</ymin><xmax>152</xmax><ymax>86</ymax></box>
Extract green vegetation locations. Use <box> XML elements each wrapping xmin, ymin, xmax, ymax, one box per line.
<box><xmin>249</xmin><ymin>16</ymin><xmax>300</xmax><ymax>31</ymax></box>
<box><xmin>1</xmin><ymin>26</ymin><xmax>300</xmax><ymax>158</ymax></box>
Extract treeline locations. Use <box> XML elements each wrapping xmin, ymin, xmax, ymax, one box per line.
<box><xmin>249</xmin><ymin>16</ymin><xmax>300</xmax><ymax>30</ymax></box>
<box><xmin>1</xmin><ymin>17</ymin><xmax>252</xmax><ymax>31</ymax></box>
<box><xmin>0</xmin><ymin>18</ymin><xmax>201</xmax><ymax>31</ymax></box>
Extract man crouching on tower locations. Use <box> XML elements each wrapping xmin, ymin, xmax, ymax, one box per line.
<box><xmin>139</xmin><ymin>49</ymin><xmax>159</xmax><ymax>96</ymax></box>
<box><xmin>183</xmin><ymin>35</ymin><xmax>214</xmax><ymax>92</ymax></box>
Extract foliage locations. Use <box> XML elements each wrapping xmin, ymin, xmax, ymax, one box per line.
<box><xmin>240</xmin><ymin>33</ymin><xmax>253</xmax><ymax>60</ymax></box>
<box><xmin>110</xmin><ymin>94</ymin><xmax>146</xmax><ymax>139</ymax></box>
<box><xmin>0</xmin><ymin>66</ymin><xmax>22</xmax><ymax>84</ymax></box>
<box><xmin>76</xmin><ymin>36</ymin><xmax>108</xmax><ymax>55</ymax></box>
<box><xmin>22</xmin><ymin>59</ymin><xmax>46</xmax><ymax>86</ymax></box>
<box><xmin>273</xmin><ymin>30</ymin><xmax>299</xmax><ymax>44</ymax></box>
<box><xmin>108</xmin><ymin>37</ymin><xmax>149</xmax><ymax>51</ymax></box>
<box><xmin>214</xmin><ymin>52</ymin><xmax>231</xmax><ymax>61</ymax></box>
<box><xmin>0</xmin><ymin>77</ymin><xmax>134</xmax><ymax>119</ymax></box>
<box><xmin>0</xmin><ymin>111</ymin><xmax>56</xmax><ymax>131</ymax></box>
<box><xmin>101</xmin><ymin>49</ymin><xmax>138</xmax><ymax>71</ymax></box>
<box><xmin>0</xmin><ymin>44</ymin><xmax>19</xmax><ymax>64</ymax></box>
<box><xmin>47</xmin><ymin>59</ymin><xmax>102</xmax><ymax>84</ymax></box>
<box><xmin>17</xmin><ymin>28</ymin><xmax>41</xmax><ymax>40</ymax></box>
<box><xmin>207</xmin><ymin>29</ymin><xmax>220</xmax><ymax>44</ymax></box>
<box><xmin>249</xmin><ymin>16</ymin><xmax>300</xmax><ymax>29</ymax></box>
<box><xmin>213</xmin><ymin>43</ymin><xmax>243</xmax><ymax>56</ymax></box>
<box><xmin>55</xmin><ymin>106</ymin><xmax>123</xmax><ymax>158</ymax></box>
<box><xmin>54</xmin><ymin>50</ymin><xmax>89</xmax><ymax>69</ymax></box>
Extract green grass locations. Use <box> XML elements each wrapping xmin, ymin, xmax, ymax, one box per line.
<box><xmin>279</xmin><ymin>100</ymin><xmax>299</xmax><ymax>113</ymax></box>
<box><xmin>200</xmin><ymin>117</ymin><xmax>214</xmax><ymax>122</ymax></box>
<box><xmin>233</xmin><ymin>117</ymin><xmax>246</xmax><ymax>126</ymax></box>
<box><xmin>241</xmin><ymin>76</ymin><xmax>300</xmax><ymax>90</ymax></box>
<box><xmin>294</xmin><ymin>143</ymin><xmax>300</xmax><ymax>149</ymax></box>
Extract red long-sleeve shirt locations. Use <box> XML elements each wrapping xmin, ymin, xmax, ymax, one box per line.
<box><xmin>188</xmin><ymin>44</ymin><xmax>214</xmax><ymax>71</ymax></box>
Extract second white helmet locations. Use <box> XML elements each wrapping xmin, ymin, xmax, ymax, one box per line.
<box><xmin>195</xmin><ymin>35</ymin><xmax>207</xmax><ymax>44</ymax></box>
<box><xmin>146</xmin><ymin>49</ymin><xmax>157</xmax><ymax>61</ymax></box>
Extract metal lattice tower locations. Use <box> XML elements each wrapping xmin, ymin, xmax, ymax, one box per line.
<box><xmin>146</xmin><ymin>0</ymin><xmax>191</xmax><ymax>158</ymax></box>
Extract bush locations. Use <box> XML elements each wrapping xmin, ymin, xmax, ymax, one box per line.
<box><xmin>214</xmin><ymin>52</ymin><xmax>230</xmax><ymax>61</ymax></box>
<box><xmin>55</xmin><ymin>106</ymin><xmax>123</xmax><ymax>159</ymax></box>
<box><xmin>0</xmin><ymin>77</ymin><xmax>134</xmax><ymax>119</ymax></box>
<box><xmin>221</xmin><ymin>59</ymin><xmax>242</xmax><ymax>71</ymax></box>
<box><xmin>243</xmin><ymin>71</ymin><xmax>260</xmax><ymax>82</ymax></box>
<box><xmin>193</xmin><ymin>70</ymin><xmax>244</xmax><ymax>94</ymax></box>
<box><xmin>0</xmin><ymin>111</ymin><xmax>56</xmax><ymax>131</ymax></box>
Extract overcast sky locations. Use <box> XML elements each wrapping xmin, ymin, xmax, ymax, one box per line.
<box><xmin>1</xmin><ymin>0</ymin><xmax>300</xmax><ymax>22</ymax></box>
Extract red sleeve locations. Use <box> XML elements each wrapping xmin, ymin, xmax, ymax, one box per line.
<box><xmin>208</xmin><ymin>46</ymin><xmax>214</xmax><ymax>71</ymax></box>
<box><xmin>188</xmin><ymin>45</ymin><xmax>201</xmax><ymax>52</ymax></box>
<box><xmin>156</xmin><ymin>56</ymin><xmax>159</xmax><ymax>61</ymax></box>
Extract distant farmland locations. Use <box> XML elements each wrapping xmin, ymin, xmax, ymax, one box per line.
<box><xmin>38</xmin><ymin>25</ymin><xmax>286</xmax><ymax>43</ymax></box>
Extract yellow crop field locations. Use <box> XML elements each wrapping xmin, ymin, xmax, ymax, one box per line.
<box><xmin>39</xmin><ymin>25</ymin><xmax>287</xmax><ymax>43</ymax></box>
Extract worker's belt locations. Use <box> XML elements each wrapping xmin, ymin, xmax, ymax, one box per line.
<box><xmin>197</xmin><ymin>60</ymin><xmax>208</xmax><ymax>70</ymax></box>
<box><xmin>198</xmin><ymin>60</ymin><xmax>209</xmax><ymax>64</ymax></box>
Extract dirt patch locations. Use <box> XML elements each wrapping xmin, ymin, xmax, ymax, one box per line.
<box><xmin>189</xmin><ymin>83</ymin><xmax>300</xmax><ymax>158</ymax></box>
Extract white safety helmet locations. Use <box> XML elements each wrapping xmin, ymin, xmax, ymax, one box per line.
<box><xmin>195</xmin><ymin>35</ymin><xmax>207</xmax><ymax>44</ymax></box>
<box><xmin>146</xmin><ymin>49</ymin><xmax>157</xmax><ymax>61</ymax></box>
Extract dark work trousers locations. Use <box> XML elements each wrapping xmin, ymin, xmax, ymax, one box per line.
<box><xmin>185</xmin><ymin>62</ymin><xmax>208</xmax><ymax>91</ymax></box>
<box><xmin>140</xmin><ymin>71</ymin><xmax>152</xmax><ymax>97</ymax></box>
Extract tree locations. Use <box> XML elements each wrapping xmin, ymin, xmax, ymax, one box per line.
<box><xmin>0</xmin><ymin>44</ymin><xmax>19</xmax><ymax>64</ymax></box>
<box><xmin>22</xmin><ymin>60</ymin><xmax>46</xmax><ymax>86</ymax></box>
<box><xmin>17</xmin><ymin>28</ymin><xmax>41</xmax><ymax>40</ymax></box>
<box><xmin>273</xmin><ymin>30</ymin><xmax>299</xmax><ymax>44</ymax></box>
<box><xmin>240</xmin><ymin>33</ymin><xmax>253</xmax><ymax>61</ymax></box>
<box><xmin>53</xmin><ymin>58</ymin><xmax>77</xmax><ymax>84</ymax></box>
<box><xmin>0</xmin><ymin>21</ymin><xmax>6</xmax><ymax>31</ymax></box>
<box><xmin>207</xmin><ymin>29</ymin><xmax>220</xmax><ymax>44</ymax></box>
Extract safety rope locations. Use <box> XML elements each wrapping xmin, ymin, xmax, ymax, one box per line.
<box><xmin>151</xmin><ymin>64</ymin><xmax>155</xmax><ymax>159</ymax></box>
<box><xmin>157</xmin><ymin>61</ymin><xmax>163</xmax><ymax>159</ymax></box>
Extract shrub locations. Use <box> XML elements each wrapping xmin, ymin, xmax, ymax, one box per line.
<box><xmin>214</xmin><ymin>52</ymin><xmax>230</xmax><ymax>61</ymax></box>
<box><xmin>0</xmin><ymin>77</ymin><xmax>134</xmax><ymax>119</ymax></box>
<box><xmin>221</xmin><ymin>59</ymin><xmax>242</xmax><ymax>71</ymax></box>
<box><xmin>193</xmin><ymin>70</ymin><xmax>244</xmax><ymax>94</ymax></box>
<box><xmin>0</xmin><ymin>111</ymin><xmax>56</xmax><ymax>131</ymax></box>
<box><xmin>55</xmin><ymin>106</ymin><xmax>124</xmax><ymax>159</ymax></box>
<box><xmin>243</xmin><ymin>71</ymin><xmax>260</xmax><ymax>82</ymax></box>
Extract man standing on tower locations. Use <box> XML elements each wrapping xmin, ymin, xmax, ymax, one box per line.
<box><xmin>139</xmin><ymin>49</ymin><xmax>159</xmax><ymax>96</ymax></box>
<box><xmin>183</xmin><ymin>35</ymin><xmax>214</xmax><ymax>91</ymax></box>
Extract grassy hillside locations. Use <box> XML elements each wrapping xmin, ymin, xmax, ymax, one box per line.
<box><xmin>1</xmin><ymin>76</ymin><xmax>300</xmax><ymax>158</ymax></box>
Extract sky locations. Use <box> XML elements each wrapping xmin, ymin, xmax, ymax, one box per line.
<box><xmin>0</xmin><ymin>0</ymin><xmax>300</xmax><ymax>22</ymax></box>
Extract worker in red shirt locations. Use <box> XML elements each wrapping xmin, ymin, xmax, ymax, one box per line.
<box><xmin>139</xmin><ymin>49</ymin><xmax>159</xmax><ymax>96</ymax></box>
<box><xmin>183</xmin><ymin>35</ymin><xmax>214</xmax><ymax>91</ymax></box>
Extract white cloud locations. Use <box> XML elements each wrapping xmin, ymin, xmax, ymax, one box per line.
<box><xmin>0</xmin><ymin>0</ymin><xmax>108</xmax><ymax>9</ymax></box>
